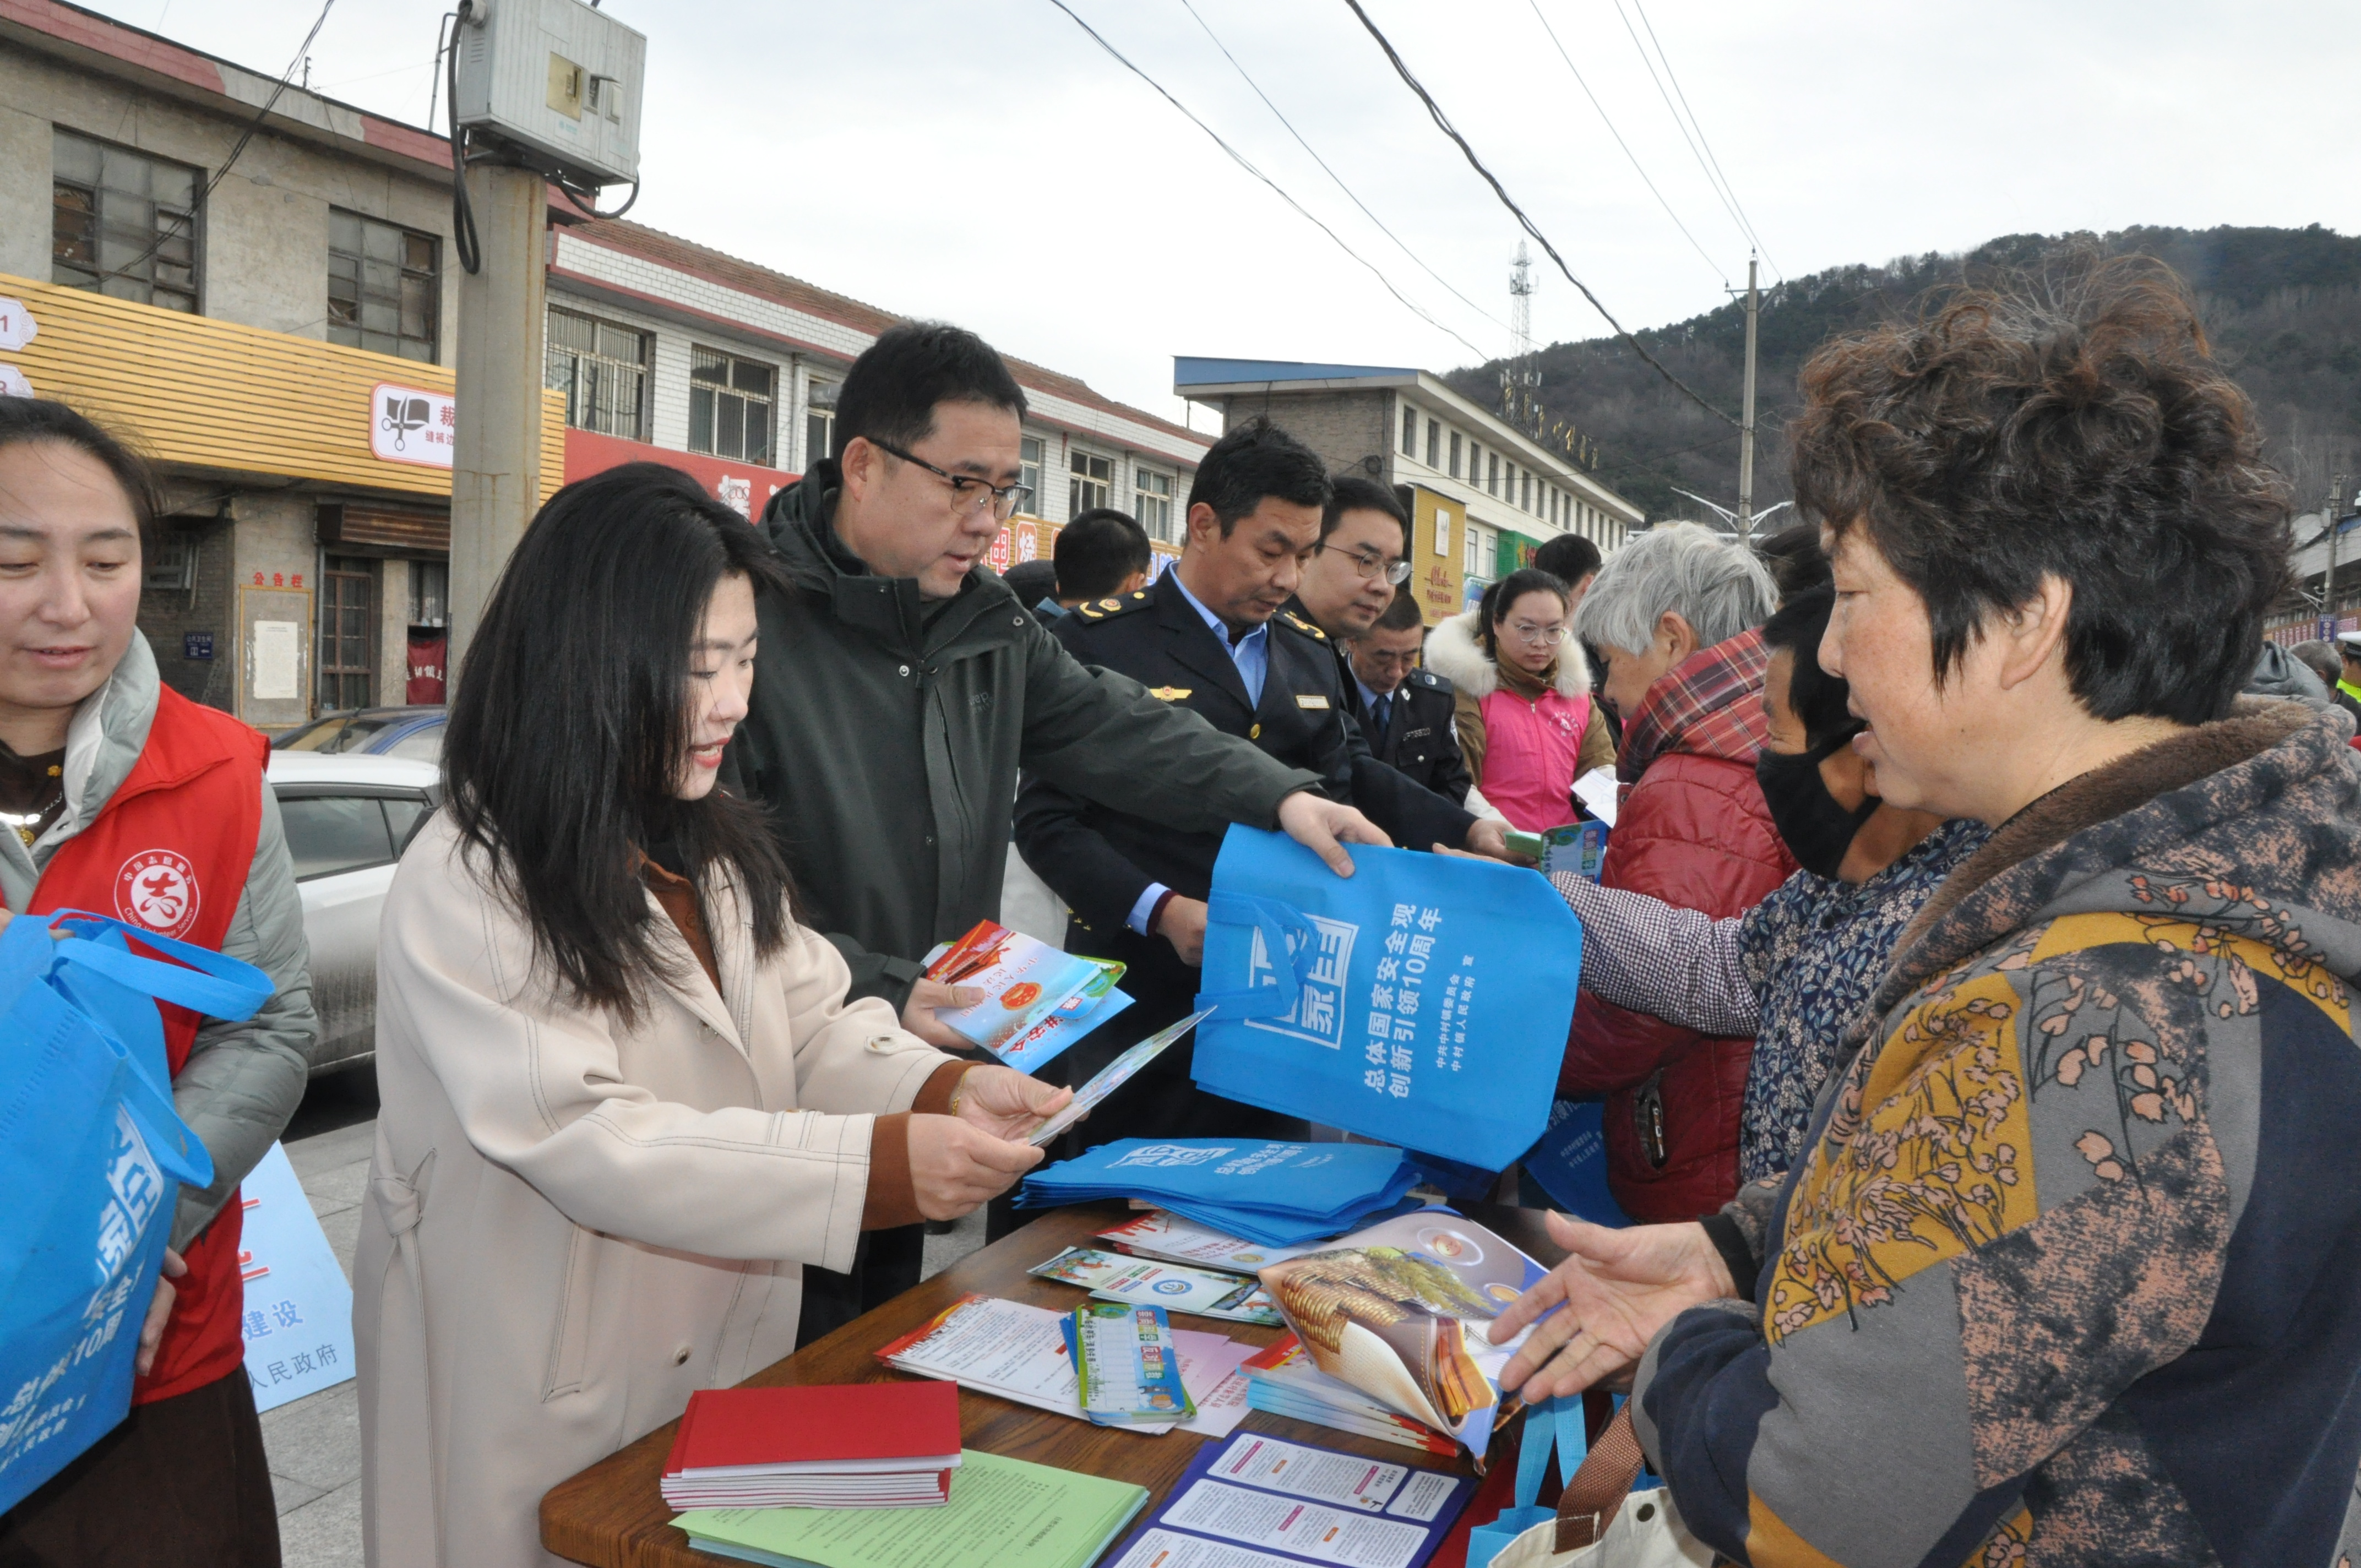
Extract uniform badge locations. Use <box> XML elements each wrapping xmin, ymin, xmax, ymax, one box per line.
<box><xmin>115</xmin><ymin>848</ymin><xmax>200</xmax><ymax>939</ymax></box>
<box><xmin>1295</xmin><ymin>694</ymin><xmax>1331</xmax><ymax>710</ymax></box>
<box><xmin>1147</xmin><ymin>686</ymin><xmax>1193</xmax><ymax>701</ymax></box>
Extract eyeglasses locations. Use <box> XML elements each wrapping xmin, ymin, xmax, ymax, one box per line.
<box><xmin>868</xmin><ymin>437</ymin><xmax>1033</xmax><ymax>521</ymax></box>
<box><xmin>1506</xmin><ymin>621</ymin><xmax>1569</xmax><ymax>646</ymax></box>
<box><xmin>1315</xmin><ymin>541</ymin><xmax>1412</xmax><ymax>585</ymax></box>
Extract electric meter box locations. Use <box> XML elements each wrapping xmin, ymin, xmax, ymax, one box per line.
<box><xmin>453</xmin><ymin>0</ymin><xmax>646</xmax><ymax>189</ymax></box>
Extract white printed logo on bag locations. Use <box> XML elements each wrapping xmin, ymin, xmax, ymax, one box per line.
<box><xmin>1111</xmin><ymin>1144</ymin><xmax>1233</xmax><ymax>1169</ymax></box>
<box><xmin>1242</xmin><ymin>914</ymin><xmax>1358</xmax><ymax>1051</ymax></box>
<box><xmin>114</xmin><ymin>849</ymin><xmax>199</xmax><ymax>939</ymax></box>
<box><xmin>93</xmin><ymin>1106</ymin><xmax>162</xmax><ymax>1286</ymax></box>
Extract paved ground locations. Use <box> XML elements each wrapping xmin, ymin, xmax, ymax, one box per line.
<box><xmin>262</xmin><ymin>1072</ymin><xmax>986</xmax><ymax>1568</ymax></box>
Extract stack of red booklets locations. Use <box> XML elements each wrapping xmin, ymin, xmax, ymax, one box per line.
<box><xmin>659</xmin><ymin>1383</ymin><xmax>962</xmax><ymax>1510</ymax></box>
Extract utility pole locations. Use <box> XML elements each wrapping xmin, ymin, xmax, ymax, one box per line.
<box><xmin>1736</xmin><ymin>254</ymin><xmax>1760</xmax><ymax>540</ymax></box>
<box><xmin>1506</xmin><ymin>243</ymin><xmax>1535</xmax><ymax>429</ymax></box>
<box><xmin>448</xmin><ymin>161</ymin><xmax>547</xmax><ymax>673</ymax></box>
<box><xmin>2329</xmin><ymin>471</ymin><xmax>2349</xmax><ymax>639</ymax></box>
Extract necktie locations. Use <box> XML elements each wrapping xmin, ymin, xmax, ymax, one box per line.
<box><xmin>1372</xmin><ymin>693</ymin><xmax>1393</xmax><ymax>748</ymax></box>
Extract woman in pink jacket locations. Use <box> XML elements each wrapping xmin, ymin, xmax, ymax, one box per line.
<box><xmin>1426</xmin><ymin>568</ymin><xmax>1616</xmax><ymax>832</ymax></box>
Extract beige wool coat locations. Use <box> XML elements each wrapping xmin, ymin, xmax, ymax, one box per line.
<box><xmin>355</xmin><ymin>814</ymin><xmax>954</xmax><ymax>1567</ymax></box>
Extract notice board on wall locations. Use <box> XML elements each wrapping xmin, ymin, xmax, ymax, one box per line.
<box><xmin>237</xmin><ymin>585</ymin><xmax>314</xmax><ymax>731</ymax></box>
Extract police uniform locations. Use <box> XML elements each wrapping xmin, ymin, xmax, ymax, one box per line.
<box><xmin>1356</xmin><ymin>666</ymin><xmax>1473</xmax><ymax>807</ymax></box>
<box><xmin>1010</xmin><ymin>570</ymin><xmax>1471</xmax><ymax>1155</ymax></box>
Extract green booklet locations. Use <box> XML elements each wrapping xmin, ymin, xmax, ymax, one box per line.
<box><xmin>673</xmin><ymin>1449</ymin><xmax>1147</xmax><ymax>1568</ymax></box>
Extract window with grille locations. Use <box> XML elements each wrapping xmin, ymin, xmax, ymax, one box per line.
<box><xmin>319</xmin><ymin>556</ymin><xmax>375</xmax><ymax>712</ymax></box>
<box><xmin>688</xmin><ymin>347</ymin><xmax>775</xmax><ymax>465</ymax></box>
<box><xmin>545</xmin><ymin>307</ymin><xmax>649</xmax><ymax>439</ymax></box>
<box><xmin>51</xmin><ymin>129</ymin><xmax>199</xmax><ymax>312</ymax></box>
<box><xmin>1069</xmin><ymin>450</ymin><xmax>1112</xmax><ymax>516</ymax></box>
<box><xmin>328</xmin><ymin>210</ymin><xmax>438</xmax><ymax>362</ymax></box>
<box><xmin>1020</xmin><ymin>437</ymin><xmax>1045</xmax><ymax>515</ymax></box>
<box><xmin>805</xmin><ymin>379</ymin><xmax>837</xmax><ymax>467</ymax></box>
<box><xmin>1135</xmin><ymin>468</ymin><xmax>1173</xmax><ymax>542</ymax></box>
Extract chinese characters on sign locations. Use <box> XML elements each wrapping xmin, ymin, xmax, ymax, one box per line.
<box><xmin>234</xmin><ymin>1144</ymin><xmax>356</xmax><ymax>1413</ymax></box>
<box><xmin>1243</xmin><ymin>914</ymin><xmax>1357</xmax><ymax>1052</ymax></box>
<box><xmin>368</xmin><ymin>382</ymin><xmax>457</xmax><ymax>469</ymax></box>
<box><xmin>1364</xmin><ymin>904</ymin><xmax>1450</xmax><ymax>1099</ymax></box>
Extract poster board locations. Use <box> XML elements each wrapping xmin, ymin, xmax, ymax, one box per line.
<box><xmin>236</xmin><ymin>1143</ymin><xmax>357</xmax><ymax>1413</ymax></box>
<box><xmin>237</xmin><ymin>585</ymin><xmax>314</xmax><ymax>731</ymax></box>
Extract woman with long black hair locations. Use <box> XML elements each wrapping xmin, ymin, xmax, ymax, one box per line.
<box><xmin>355</xmin><ymin>465</ymin><xmax>1067</xmax><ymax>1567</ymax></box>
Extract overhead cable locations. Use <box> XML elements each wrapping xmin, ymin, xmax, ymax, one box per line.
<box><xmin>1613</xmin><ymin>0</ymin><xmax>1780</xmax><ymax>277</ymax></box>
<box><xmin>1524</xmin><ymin>0</ymin><xmax>1726</xmax><ymax>287</ymax></box>
<box><xmin>1176</xmin><ymin>0</ymin><xmax>1508</xmax><ymax>335</ymax></box>
<box><xmin>1047</xmin><ymin>0</ymin><xmax>1491</xmax><ymax>361</ymax></box>
<box><xmin>1337</xmin><ymin>0</ymin><xmax>1738</xmax><ymax>427</ymax></box>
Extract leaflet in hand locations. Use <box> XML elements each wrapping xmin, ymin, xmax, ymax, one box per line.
<box><xmin>922</xmin><ymin>919</ymin><xmax>1128</xmax><ymax>1064</ymax></box>
<box><xmin>1026</xmin><ymin>1010</ymin><xmax>1212</xmax><ymax>1146</ymax></box>
<box><xmin>1105</xmin><ymin>1433</ymin><xmax>1476</xmax><ymax>1568</ymax></box>
<box><xmin>1068</xmin><ymin>1304</ymin><xmax>1194</xmax><ymax>1427</ymax></box>
<box><xmin>1256</xmin><ymin>1211</ymin><xmax>1548</xmax><ymax>1452</ymax></box>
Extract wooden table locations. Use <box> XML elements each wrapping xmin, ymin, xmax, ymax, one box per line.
<box><xmin>541</xmin><ymin>1201</ymin><xmax>1563</xmax><ymax>1566</ymax></box>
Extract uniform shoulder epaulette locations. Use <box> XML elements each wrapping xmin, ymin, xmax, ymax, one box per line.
<box><xmin>1407</xmin><ymin>666</ymin><xmax>1452</xmax><ymax>695</ymax></box>
<box><xmin>1074</xmin><ymin>589</ymin><xmax>1152</xmax><ymax>623</ymax></box>
<box><xmin>1274</xmin><ymin>609</ymin><xmax>1329</xmax><ymax>643</ymax></box>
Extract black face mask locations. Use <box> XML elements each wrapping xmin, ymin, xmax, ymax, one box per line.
<box><xmin>1755</xmin><ymin>728</ymin><xmax>1880</xmax><ymax>880</ymax></box>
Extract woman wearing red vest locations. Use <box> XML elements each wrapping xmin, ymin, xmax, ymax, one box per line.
<box><xmin>1427</xmin><ymin>568</ymin><xmax>1616</xmax><ymax>832</ymax></box>
<box><xmin>0</xmin><ymin>401</ymin><xmax>315</xmax><ymax>1565</ymax></box>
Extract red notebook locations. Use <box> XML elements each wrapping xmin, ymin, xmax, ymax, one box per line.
<box><xmin>664</xmin><ymin>1383</ymin><xmax>961</xmax><ymax>1478</ymax></box>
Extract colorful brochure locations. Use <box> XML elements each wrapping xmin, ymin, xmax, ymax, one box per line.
<box><xmin>1026</xmin><ymin>1010</ymin><xmax>1212</xmax><ymax>1146</ymax></box>
<box><xmin>1196</xmin><ymin>1283</ymin><xmax>1285</xmax><ymax>1328</ymax></box>
<box><xmin>1027</xmin><ymin>1246</ymin><xmax>1253</xmax><ymax>1317</ymax></box>
<box><xmin>922</xmin><ymin>919</ymin><xmax>1124</xmax><ymax>1060</ymax></box>
<box><xmin>1069</xmin><ymin>1303</ymin><xmax>1195</xmax><ymax>1427</ymax></box>
<box><xmin>996</xmin><ymin>959</ymin><xmax>1131</xmax><ymax>1071</ymax></box>
<box><xmin>1103</xmin><ymin>1433</ymin><xmax>1477</xmax><ymax>1568</ymax></box>
<box><xmin>1096</xmin><ymin>1209</ymin><xmax>1319</xmax><ymax>1273</ymax></box>
<box><xmin>1257</xmin><ymin>1212</ymin><xmax>1548</xmax><ymax>1453</ymax></box>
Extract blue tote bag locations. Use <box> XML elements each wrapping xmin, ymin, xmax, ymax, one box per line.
<box><xmin>1191</xmin><ymin>827</ymin><xmax>1582</xmax><ymax>1171</ymax></box>
<box><xmin>0</xmin><ymin>910</ymin><xmax>270</xmax><ymax>1513</ymax></box>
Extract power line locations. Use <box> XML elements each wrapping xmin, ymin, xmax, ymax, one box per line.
<box><xmin>1628</xmin><ymin>0</ymin><xmax>1776</xmax><ymax>275</ymax></box>
<box><xmin>1047</xmin><ymin>0</ymin><xmax>1491</xmax><ymax>360</ymax></box>
<box><xmin>1523</xmin><ymin>0</ymin><xmax>1726</xmax><ymax>287</ymax></box>
<box><xmin>94</xmin><ymin>0</ymin><xmax>339</xmax><ymax>290</ymax></box>
<box><xmin>1336</xmin><ymin>0</ymin><xmax>1738</xmax><ymax>428</ymax></box>
<box><xmin>1175</xmin><ymin>0</ymin><xmax>1508</xmax><ymax>336</ymax></box>
<box><xmin>1609</xmin><ymin>0</ymin><xmax>1778</xmax><ymax>277</ymax></box>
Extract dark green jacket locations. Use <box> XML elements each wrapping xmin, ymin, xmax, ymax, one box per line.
<box><xmin>728</xmin><ymin>465</ymin><xmax>1318</xmax><ymax>1006</ymax></box>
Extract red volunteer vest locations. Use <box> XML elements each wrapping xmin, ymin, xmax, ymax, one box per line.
<box><xmin>24</xmin><ymin>685</ymin><xmax>269</xmax><ymax>1405</ymax></box>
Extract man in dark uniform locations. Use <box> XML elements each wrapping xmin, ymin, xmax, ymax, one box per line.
<box><xmin>1349</xmin><ymin>590</ymin><xmax>1472</xmax><ymax>804</ymax></box>
<box><xmin>1012</xmin><ymin>421</ymin><xmax>1488</xmax><ymax>1162</ymax></box>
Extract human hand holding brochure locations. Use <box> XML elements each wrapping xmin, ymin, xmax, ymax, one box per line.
<box><xmin>920</xmin><ymin>919</ymin><xmax>1129</xmax><ymax>1067</ymax></box>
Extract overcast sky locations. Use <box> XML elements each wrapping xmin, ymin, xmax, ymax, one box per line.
<box><xmin>90</xmin><ymin>0</ymin><xmax>2361</xmax><ymax>424</ymax></box>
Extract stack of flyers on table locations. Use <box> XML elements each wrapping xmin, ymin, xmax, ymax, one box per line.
<box><xmin>919</xmin><ymin>919</ymin><xmax>1131</xmax><ymax>1071</ymax></box>
<box><xmin>874</xmin><ymin>1293</ymin><xmax>1256</xmax><ymax>1440</ymax></box>
<box><xmin>1255</xmin><ymin>1211</ymin><xmax>1549</xmax><ymax>1455</ymax></box>
<box><xmin>659</xmin><ymin>1384</ymin><xmax>959</xmax><ymax>1509</ymax></box>
<box><xmin>1105</xmin><ymin>1431</ymin><xmax>1476</xmax><ymax>1568</ymax></box>
<box><xmin>1016</xmin><ymin>1137</ymin><xmax>1424</xmax><ymax>1248</ymax></box>
<box><xmin>1063</xmin><ymin>1303</ymin><xmax>1194</xmax><ymax>1428</ymax></box>
<box><xmin>1027</xmin><ymin>1246</ymin><xmax>1282</xmax><ymax>1327</ymax></box>
<box><xmin>1239</xmin><ymin>1335</ymin><xmax>1457</xmax><ymax>1457</ymax></box>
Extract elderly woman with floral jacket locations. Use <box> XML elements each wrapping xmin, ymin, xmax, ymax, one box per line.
<box><xmin>1489</xmin><ymin>263</ymin><xmax>2361</xmax><ymax>1566</ymax></box>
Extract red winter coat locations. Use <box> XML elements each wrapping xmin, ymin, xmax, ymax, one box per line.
<box><xmin>1559</xmin><ymin>628</ymin><xmax>1795</xmax><ymax>1221</ymax></box>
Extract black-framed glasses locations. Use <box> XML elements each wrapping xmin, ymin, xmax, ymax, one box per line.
<box><xmin>868</xmin><ymin>437</ymin><xmax>1032</xmax><ymax>520</ymax></box>
<box><xmin>1315</xmin><ymin>541</ymin><xmax>1412</xmax><ymax>585</ymax></box>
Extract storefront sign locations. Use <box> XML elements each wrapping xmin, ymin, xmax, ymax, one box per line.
<box><xmin>369</xmin><ymin>383</ymin><xmax>456</xmax><ymax>469</ymax></box>
<box><xmin>0</xmin><ymin>299</ymin><xmax>36</xmax><ymax>354</ymax></box>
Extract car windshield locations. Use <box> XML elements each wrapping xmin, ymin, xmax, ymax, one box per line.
<box><xmin>284</xmin><ymin>715</ymin><xmax>396</xmax><ymax>754</ymax></box>
<box><xmin>384</xmin><ymin>724</ymin><xmax>443</xmax><ymax>763</ymax></box>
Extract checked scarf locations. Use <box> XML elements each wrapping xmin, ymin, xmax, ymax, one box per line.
<box><xmin>1615</xmin><ymin>624</ymin><xmax>1773</xmax><ymax>785</ymax></box>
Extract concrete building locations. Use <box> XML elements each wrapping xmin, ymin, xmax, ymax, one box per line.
<box><xmin>1173</xmin><ymin>357</ymin><xmax>1644</xmax><ymax>624</ymax></box>
<box><xmin>0</xmin><ymin>0</ymin><xmax>1205</xmax><ymax>731</ymax></box>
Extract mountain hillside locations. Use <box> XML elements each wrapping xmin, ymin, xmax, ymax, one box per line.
<box><xmin>1445</xmin><ymin>225</ymin><xmax>2361</xmax><ymax>526</ymax></box>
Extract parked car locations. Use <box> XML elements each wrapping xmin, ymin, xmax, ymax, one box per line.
<box><xmin>275</xmin><ymin>704</ymin><xmax>445</xmax><ymax>763</ymax></box>
<box><xmin>269</xmin><ymin>751</ymin><xmax>440</xmax><ymax>1075</ymax></box>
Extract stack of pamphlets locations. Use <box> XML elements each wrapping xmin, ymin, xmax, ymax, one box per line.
<box><xmin>1064</xmin><ymin>1303</ymin><xmax>1194</xmax><ymax>1427</ymax></box>
<box><xmin>1027</xmin><ymin>1246</ymin><xmax>1280</xmax><ymax>1326</ymax></box>
<box><xmin>920</xmin><ymin>919</ymin><xmax>1130</xmax><ymax>1071</ymax></box>
<box><xmin>660</xmin><ymin>1384</ymin><xmax>959</xmax><ymax>1509</ymax></box>
<box><xmin>1103</xmin><ymin>1431</ymin><xmax>1477</xmax><ymax>1568</ymax></box>
<box><xmin>673</xmin><ymin>1449</ymin><xmax>1147</xmax><ymax>1568</ymax></box>
<box><xmin>1017</xmin><ymin>1138</ymin><xmax>1423</xmax><ymax>1248</ymax></box>
<box><xmin>1256</xmin><ymin>1211</ymin><xmax>1549</xmax><ymax>1453</ymax></box>
<box><xmin>1096</xmin><ymin>1208</ymin><xmax>1318</xmax><ymax>1272</ymax></box>
<box><xmin>1239</xmin><ymin>1335</ymin><xmax>1457</xmax><ymax>1457</ymax></box>
<box><xmin>874</xmin><ymin>1293</ymin><xmax>1256</xmax><ymax>1440</ymax></box>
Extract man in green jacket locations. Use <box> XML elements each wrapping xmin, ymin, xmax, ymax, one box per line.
<box><xmin>728</xmin><ymin>322</ymin><xmax>1388</xmax><ymax>1335</ymax></box>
